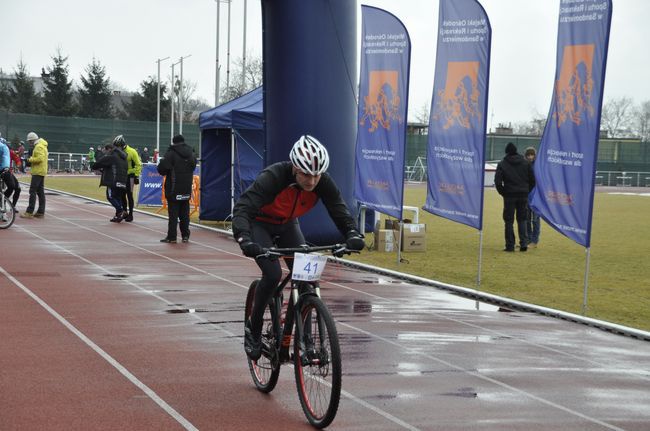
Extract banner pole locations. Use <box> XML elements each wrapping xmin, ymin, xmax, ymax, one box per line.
<box><xmin>397</xmin><ymin>220</ymin><xmax>403</xmax><ymax>265</ymax></box>
<box><xmin>582</xmin><ymin>247</ymin><xmax>591</xmax><ymax>315</ymax></box>
<box><xmin>476</xmin><ymin>229</ymin><xmax>484</xmax><ymax>310</ymax></box>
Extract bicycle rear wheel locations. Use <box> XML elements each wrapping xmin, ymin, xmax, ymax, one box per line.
<box><xmin>245</xmin><ymin>280</ymin><xmax>280</xmax><ymax>393</ymax></box>
<box><xmin>294</xmin><ymin>296</ymin><xmax>342</xmax><ymax>429</ymax></box>
<box><xmin>0</xmin><ymin>197</ymin><xmax>15</xmax><ymax>229</ymax></box>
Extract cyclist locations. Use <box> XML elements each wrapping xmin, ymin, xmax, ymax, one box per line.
<box><xmin>1</xmin><ymin>138</ymin><xmax>21</xmax><ymax>212</ymax></box>
<box><xmin>112</xmin><ymin>135</ymin><xmax>142</xmax><ymax>222</ymax></box>
<box><xmin>232</xmin><ymin>134</ymin><xmax>365</xmax><ymax>360</ymax></box>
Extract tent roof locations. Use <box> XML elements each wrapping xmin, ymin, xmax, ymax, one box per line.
<box><xmin>199</xmin><ymin>86</ymin><xmax>263</xmax><ymax>130</ymax></box>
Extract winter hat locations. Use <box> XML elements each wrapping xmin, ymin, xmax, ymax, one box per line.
<box><xmin>172</xmin><ymin>134</ymin><xmax>185</xmax><ymax>145</ymax></box>
<box><xmin>505</xmin><ymin>142</ymin><xmax>518</xmax><ymax>155</ymax></box>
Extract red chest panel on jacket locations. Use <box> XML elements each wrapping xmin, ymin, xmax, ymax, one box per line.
<box><xmin>257</xmin><ymin>186</ymin><xmax>319</xmax><ymax>224</ymax></box>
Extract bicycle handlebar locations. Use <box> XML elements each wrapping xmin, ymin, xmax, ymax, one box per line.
<box><xmin>258</xmin><ymin>243</ymin><xmax>359</xmax><ymax>258</ymax></box>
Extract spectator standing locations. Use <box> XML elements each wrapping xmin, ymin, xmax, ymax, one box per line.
<box><xmin>153</xmin><ymin>149</ymin><xmax>159</xmax><ymax>164</ymax></box>
<box><xmin>91</xmin><ymin>143</ymin><xmax>128</xmax><ymax>222</ymax></box>
<box><xmin>17</xmin><ymin>141</ymin><xmax>26</xmax><ymax>173</ymax></box>
<box><xmin>21</xmin><ymin>132</ymin><xmax>48</xmax><ymax>219</ymax></box>
<box><xmin>494</xmin><ymin>142</ymin><xmax>535</xmax><ymax>252</ymax></box>
<box><xmin>87</xmin><ymin>147</ymin><xmax>96</xmax><ymax>171</ymax></box>
<box><xmin>1</xmin><ymin>138</ymin><xmax>21</xmax><ymax>212</ymax></box>
<box><xmin>140</xmin><ymin>147</ymin><xmax>151</xmax><ymax>163</ymax></box>
<box><xmin>112</xmin><ymin>135</ymin><xmax>142</xmax><ymax>222</ymax></box>
<box><xmin>157</xmin><ymin>134</ymin><xmax>197</xmax><ymax>243</ymax></box>
<box><xmin>525</xmin><ymin>147</ymin><xmax>541</xmax><ymax>247</ymax></box>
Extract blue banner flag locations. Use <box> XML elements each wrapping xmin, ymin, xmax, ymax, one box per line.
<box><xmin>138</xmin><ymin>163</ymin><xmax>165</xmax><ymax>205</ymax></box>
<box><xmin>424</xmin><ymin>0</ymin><xmax>491</xmax><ymax>230</ymax></box>
<box><xmin>529</xmin><ymin>0</ymin><xmax>612</xmax><ymax>247</ymax></box>
<box><xmin>354</xmin><ymin>5</ymin><xmax>411</xmax><ymax>220</ymax></box>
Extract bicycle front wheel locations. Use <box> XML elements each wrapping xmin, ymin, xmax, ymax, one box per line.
<box><xmin>294</xmin><ymin>296</ymin><xmax>342</xmax><ymax>429</ymax></box>
<box><xmin>245</xmin><ymin>280</ymin><xmax>280</xmax><ymax>393</ymax></box>
<box><xmin>0</xmin><ymin>197</ymin><xmax>15</xmax><ymax>229</ymax></box>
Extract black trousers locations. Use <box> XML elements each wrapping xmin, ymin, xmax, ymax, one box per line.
<box><xmin>26</xmin><ymin>175</ymin><xmax>45</xmax><ymax>215</ymax></box>
<box><xmin>249</xmin><ymin>219</ymin><xmax>305</xmax><ymax>339</ymax></box>
<box><xmin>1</xmin><ymin>170</ymin><xmax>21</xmax><ymax>207</ymax></box>
<box><xmin>167</xmin><ymin>198</ymin><xmax>190</xmax><ymax>240</ymax></box>
<box><xmin>503</xmin><ymin>196</ymin><xmax>528</xmax><ymax>249</ymax></box>
<box><xmin>122</xmin><ymin>176</ymin><xmax>135</xmax><ymax>215</ymax></box>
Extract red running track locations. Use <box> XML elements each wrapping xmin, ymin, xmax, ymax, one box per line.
<box><xmin>1</xmin><ymin>191</ymin><xmax>650</xmax><ymax>430</ymax></box>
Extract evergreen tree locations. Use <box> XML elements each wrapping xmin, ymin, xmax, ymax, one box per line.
<box><xmin>0</xmin><ymin>79</ymin><xmax>11</xmax><ymax>111</ymax></box>
<box><xmin>42</xmin><ymin>50</ymin><xmax>77</xmax><ymax>116</ymax></box>
<box><xmin>78</xmin><ymin>59</ymin><xmax>113</xmax><ymax>118</ymax></box>
<box><xmin>8</xmin><ymin>60</ymin><xmax>42</xmax><ymax>114</ymax></box>
<box><xmin>123</xmin><ymin>77</ymin><xmax>170</xmax><ymax>121</ymax></box>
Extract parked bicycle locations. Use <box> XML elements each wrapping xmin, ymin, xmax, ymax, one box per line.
<box><xmin>245</xmin><ymin>243</ymin><xmax>358</xmax><ymax>429</ymax></box>
<box><xmin>0</xmin><ymin>175</ymin><xmax>16</xmax><ymax>229</ymax></box>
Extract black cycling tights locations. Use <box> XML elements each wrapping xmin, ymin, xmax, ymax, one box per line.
<box><xmin>249</xmin><ymin>219</ymin><xmax>305</xmax><ymax>339</ymax></box>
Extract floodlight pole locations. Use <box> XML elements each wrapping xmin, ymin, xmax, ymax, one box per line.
<box><xmin>170</xmin><ymin>60</ymin><xmax>182</xmax><ymax>141</ymax></box>
<box><xmin>179</xmin><ymin>54</ymin><xmax>192</xmax><ymax>135</ymax></box>
<box><xmin>242</xmin><ymin>0</ymin><xmax>247</xmax><ymax>90</ymax></box>
<box><xmin>215</xmin><ymin>0</ymin><xmax>221</xmax><ymax>106</ymax></box>
<box><xmin>155</xmin><ymin>56</ymin><xmax>170</xmax><ymax>155</ymax></box>
<box><xmin>226</xmin><ymin>0</ymin><xmax>232</xmax><ymax>96</ymax></box>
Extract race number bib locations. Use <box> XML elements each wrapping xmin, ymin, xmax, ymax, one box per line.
<box><xmin>292</xmin><ymin>253</ymin><xmax>328</xmax><ymax>281</ymax></box>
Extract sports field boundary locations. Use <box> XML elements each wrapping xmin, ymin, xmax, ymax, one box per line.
<box><xmin>41</xmin><ymin>185</ymin><xmax>650</xmax><ymax>343</ymax></box>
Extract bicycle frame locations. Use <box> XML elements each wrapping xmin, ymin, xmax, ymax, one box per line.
<box><xmin>268</xmin><ymin>269</ymin><xmax>320</xmax><ymax>364</ymax></box>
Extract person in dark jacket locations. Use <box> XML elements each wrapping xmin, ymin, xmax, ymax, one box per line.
<box><xmin>91</xmin><ymin>143</ymin><xmax>128</xmax><ymax>222</ymax></box>
<box><xmin>494</xmin><ymin>142</ymin><xmax>536</xmax><ymax>252</ymax></box>
<box><xmin>157</xmin><ymin>134</ymin><xmax>197</xmax><ymax>243</ymax></box>
<box><xmin>232</xmin><ymin>134</ymin><xmax>365</xmax><ymax>361</ymax></box>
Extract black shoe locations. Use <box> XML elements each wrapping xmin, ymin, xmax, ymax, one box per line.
<box><xmin>520</xmin><ymin>247</ymin><xmax>528</xmax><ymax>252</ymax></box>
<box><xmin>110</xmin><ymin>215</ymin><xmax>122</xmax><ymax>223</ymax></box>
<box><xmin>244</xmin><ymin>320</ymin><xmax>262</xmax><ymax>361</ymax></box>
<box><xmin>160</xmin><ymin>238</ymin><xmax>177</xmax><ymax>243</ymax></box>
<box><xmin>503</xmin><ymin>248</ymin><xmax>515</xmax><ymax>252</ymax></box>
<box><xmin>124</xmin><ymin>214</ymin><xmax>133</xmax><ymax>222</ymax></box>
<box><xmin>181</xmin><ymin>236</ymin><xmax>189</xmax><ymax>243</ymax></box>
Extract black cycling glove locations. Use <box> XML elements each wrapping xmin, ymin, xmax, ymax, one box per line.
<box><xmin>238</xmin><ymin>236</ymin><xmax>264</xmax><ymax>257</ymax></box>
<box><xmin>345</xmin><ymin>230</ymin><xmax>365</xmax><ymax>251</ymax></box>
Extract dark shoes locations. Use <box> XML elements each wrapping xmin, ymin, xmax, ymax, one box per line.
<box><xmin>244</xmin><ymin>319</ymin><xmax>262</xmax><ymax>361</ymax></box>
<box><xmin>503</xmin><ymin>248</ymin><xmax>515</xmax><ymax>252</ymax></box>
<box><xmin>520</xmin><ymin>246</ymin><xmax>528</xmax><ymax>252</ymax></box>
<box><xmin>160</xmin><ymin>237</ymin><xmax>177</xmax><ymax>243</ymax></box>
<box><xmin>182</xmin><ymin>236</ymin><xmax>189</xmax><ymax>243</ymax></box>
<box><xmin>33</xmin><ymin>212</ymin><xmax>45</xmax><ymax>218</ymax></box>
<box><xmin>124</xmin><ymin>214</ymin><xmax>134</xmax><ymax>222</ymax></box>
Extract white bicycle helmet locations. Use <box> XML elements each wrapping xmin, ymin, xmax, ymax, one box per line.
<box><xmin>289</xmin><ymin>135</ymin><xmax>330</xmax><ymax>176</ymax></box>
<box><xmin>112</xmin><ymin>135</ymin><xmax>126</xmax><ymax>147</ymax></box>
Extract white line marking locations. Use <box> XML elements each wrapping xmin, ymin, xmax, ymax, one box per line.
<box><xmin>0</xmin><ymin>265</ymin><xmax>199</xmax><ymax>431</ymax></box>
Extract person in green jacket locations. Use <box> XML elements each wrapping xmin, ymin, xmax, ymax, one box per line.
<box><xmin>21</xmin><ymin>132</ymin><xmax>49</xmax><ymax>218</ymax></box>
<box><xmin>87</xmin><ymin>146</ymin><xmax>96</xmax><ymax>172</ymax></box>
<box><xmin>112</xmin><ymin>135</ymin><xmax>142</xmax><ymax>222</ymax></box>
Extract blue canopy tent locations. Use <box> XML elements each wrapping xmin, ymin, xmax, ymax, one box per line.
<box><xmin>199</xmin><ymin>87</ymin><xmax>264</xmax><ymax>220</ymax></box>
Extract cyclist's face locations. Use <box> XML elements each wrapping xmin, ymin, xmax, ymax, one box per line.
<box><xmin>295</xmin><ymin>170</ymin><xmax>321</xmax><ymax>191</ymax></box>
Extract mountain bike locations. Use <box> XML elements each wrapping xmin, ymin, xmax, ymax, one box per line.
<box><xmin>0</xmin><ymin>174</ymin><xmax>16</xmax><ymax>229</ymax></box>
<box><xmin>245</xmin><ymin>243</ymin><xmax>358</xmax><ymax>429</ymax></box>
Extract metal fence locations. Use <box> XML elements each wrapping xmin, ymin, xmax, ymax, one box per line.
<box><xmin>595</xmin><ymin>171</ymin><xmax>650</xmax><ymax>187</ymax></box>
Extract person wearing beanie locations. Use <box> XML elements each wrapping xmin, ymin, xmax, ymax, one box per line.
<box><xmin>157</xmin><ymin>134</ymin><xmax>197</xmax><ymax>243</ymax></box>
<box><xmin>494</xmin><ymin>142</ymin><xmax>535</xmax><ymax>252</ymax></box>
<box><xmin>524</xmin><ymin>147</ymin><xmax>541</xmax><ymax>247</ymax></box>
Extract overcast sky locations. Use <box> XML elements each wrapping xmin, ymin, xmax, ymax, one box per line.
<box><xmin>1</xmin><ymin>0</ymin><xmax>648</xmax><ymax>128</ymax></box>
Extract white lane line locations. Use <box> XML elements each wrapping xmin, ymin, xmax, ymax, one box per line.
<box><xmin>0</xmin><ymin>265</ymin><xmax>199</xmax><ymax>431</ymax></box>
<box><xmin>338</xmin><ymin>322</ymin><xmax>626</xmax><ymax>431</ymax></box>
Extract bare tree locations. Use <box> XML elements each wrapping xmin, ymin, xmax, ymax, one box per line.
<box><xmin>513</xmin><ymin>110</ymin><xmax>546</xmax><ymax>136</ymax></box>
<box><xmin>600</xmin><ymin>96</ymin><xmax>634</xmax><ymax>138</ymax></box>
<box><xmin>631</xmin><ymin>100</ymin><xmax>650</xmax><ymax>142</ymax></box>
<box><xmin>413</xmin><ymin>102</ymin><xmax>430</xmax><ymax>124</ymax></box>
<box><xmin>220</xmin><ymin>55</ymin><xmax>263</xmax><ymax>103</ymax></box>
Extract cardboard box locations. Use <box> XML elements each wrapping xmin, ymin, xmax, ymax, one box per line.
<box><xmin>401</xmin><ymin>223</ymin><xmax>426</xmax><ymax>252</ymax></box>
<box><xmin>374</xmin><ymin>229</ymin><xmax>395</xmax><ymax>252</ymax></box>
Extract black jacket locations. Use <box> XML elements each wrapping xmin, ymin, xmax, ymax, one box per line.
<box><xmin>232</xmin><ymin>161</ymin><xmax>358</xmax><ymax>241</ymax></box>
<box><xmin>157</xmin><ymin>143</ymin><xmax>197</xmax><ymax>201</ymax></box>
<box><xmin>91</xmin><ymin>149</ymin><xmax>128</xmax><ymax>189</ymax></box>
<box><xmin>495</xmin><ymin>153</ymin><xmax>535</xmax><ymax>197</ymax></box>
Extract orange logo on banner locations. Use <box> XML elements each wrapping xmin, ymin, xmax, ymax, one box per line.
<box><xmin>432</xmin><ymin>61</ymin><xmax>481</xmax><ymax>130</ymax></box>
<box><xmin>553</xmin><ymin>44</ymin><xmax>595</xmax><ymax>127</ymax></box>
<box><xmin>359</xmin><ymin>70</ymin><xmax>403</xmax><ymax>132</ymax></box>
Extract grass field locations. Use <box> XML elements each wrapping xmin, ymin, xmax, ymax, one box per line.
<box><xmin>38</xmin><ymin>175</ymin><xmax>650</xmax><ymax>332</ymax></box>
